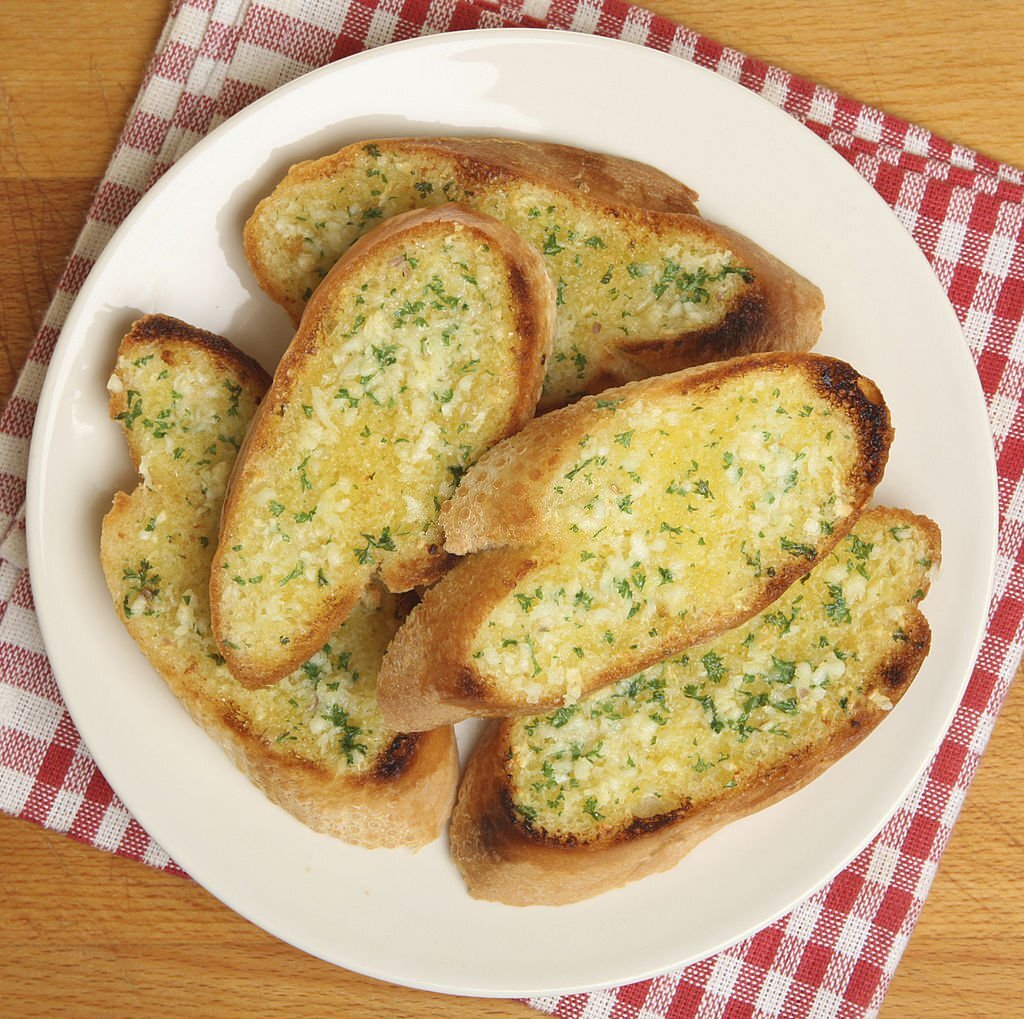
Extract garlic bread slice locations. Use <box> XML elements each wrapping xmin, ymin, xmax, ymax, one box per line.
<box><xmin>212</xmin><ymin>205</ymin><xmax>554</xmax><ymax>687</ymax></box>
<box><xmin>378</xmin><ymin>353</ymin><xmax>892</xmax><ymax>730</ymax></box>
<box><xmin>451</xmin><ymin>508</ymin><xmax>939</xmax><ymax>904</ymax></box>
<box><xmin>244</xmin><ymin>137</ymin><xmax>823</xmax><ymax>410</ymax></box>
<box><xmin>101</xmin><ymin>315</ymin><xmax>458</xmax><ymax>848</ymax></box>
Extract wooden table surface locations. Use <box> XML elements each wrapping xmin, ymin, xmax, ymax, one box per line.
<box><xmin>1</xmin><ymin>2</ymin><xmax>1021</xmax><ymax>1015</ymax></box>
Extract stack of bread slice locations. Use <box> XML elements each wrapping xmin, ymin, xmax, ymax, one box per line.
<box><xmin>101</xmin><ymin>139</ymin><xmax>939</xmax><ymax>903</ymax></box>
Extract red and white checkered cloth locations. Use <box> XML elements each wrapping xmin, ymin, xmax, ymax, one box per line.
<box><xmin>2</xmin><ymin>0</ymin><xmax>1022</xmax><ymax>1014</ymax></box>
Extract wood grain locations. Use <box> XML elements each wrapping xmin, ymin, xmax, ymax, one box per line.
<box><xmin>0</xmin><ymin>1</ymin><xmax>1021</xmax><ymax>1015</ymax></box>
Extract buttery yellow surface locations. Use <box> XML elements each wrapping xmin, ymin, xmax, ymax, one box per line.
<box><xmin>473</xmin><ymin>370</ymin><xmax>862</xmax><ymax>701</ymax></box>
<box><xmin>217</xmin><ymin>222</ymin><xmax>521</xmax><ymax>659</ymax></box>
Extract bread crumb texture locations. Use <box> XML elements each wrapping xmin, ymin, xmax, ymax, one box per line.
<box><xmin>217</xmin><ymin>221</ymin><xmax>529</xmax><ymax>660</ymax></box>
<box><xmin>249</xmin><ymin>141</ymin><xmax>752</xmax><ymax>406</ymax></box>
<box><xmin>503</xmin><ymin>510</ymin><xmax>937</xmax><ymax>840</ymax></box>
<box><xmin>471</xmin><ymin>367</ymin><xmax>875</xmax><ymax>704</ymax></box>
<box><xmin>104</xmin><ymin>337</ymin><xmax>405</xmax><ymax>775</ymax></box>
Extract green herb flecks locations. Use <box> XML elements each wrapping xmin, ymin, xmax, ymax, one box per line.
<box><xmin>325</xmin><ymin>704</ymin><xmax>368</xmax><ymax>766</ymax></box>
<box><xmin>780</xmin><ymin>536</ymin><xmax>816</xmax><ymax>560</ymax></box>
<box><xmin>121</xmin><ymin>559</ymin><xmax>160</xmax><ymax>617</ymax></box>
<box><xmin>652</xmin><ymin>260</ymin><xmax>753</xmax><ymax>303</ymax></box>
<box><xmin>354</xmin><ymin>527</ymin><xmax>397</xmax><ymax>565</ymax></box>
<box><xmin>824</xmin><ymin>583</ymin><xmax>852</xmax><ymax>624</ymax></box>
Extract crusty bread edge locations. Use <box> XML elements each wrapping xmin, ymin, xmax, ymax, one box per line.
<box><xmin>443</xmin><ymin>352</ymin><xmax>889</xmax><ymax>556</ymax></box>
<box><xmin>214</xmin><ymin>204</ymin><xmax>555</xmax><ymax>688</ymax></box>
<box><xmin>243</xmin><ymin>138</ymin><xmax>823</xmax><ymax>410</ymax></box>
<box><xmin>449</xmin><ymin>510</ymin><xmax>941</xmax><ymax>903</ymax></box>
<box><xmin>111</xmin><ymin>313</ymin><xmax>272</xmax><ymax>408</ymax></box>
<box><xmin>375</xmin><ymin>548</ymin><xmax>548</xmax><ymax>730</ymax></box>
<box><xmin>165</xmin><ymin>654</ymin><xmax>459</xmax><ymax>850</ymax></box>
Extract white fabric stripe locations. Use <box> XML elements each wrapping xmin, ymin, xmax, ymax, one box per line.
<box><xmin>521</xmin><ymin>0</ymin><xmax>554</xmax><ymax>20</ymax></box>
<box><xmin>45</xmin><ymin>786</ymin><xmax>85</xmax><ymax>831</ymax></box>
<box><xmin>865</xmin><ymin>841</ymin><xmax>901</xmax><ymax>889</ymax></box>
<box><xmin>988</xmin><ymin>391</ymin><xmax>1018</xmax><ymax>441</ymax></box>
<box><xmin>0</xmin><ymin>558</ymin><xmax>23</xmax><ymax>604</ymax></box>
<box><xmin>784</xmin><ymin>896</ymin><xmax>823</xmax><ymax>941</ymax></box>
<box><xmin>569</xmin><ymin>0</ymin><xmax>603</xmax><ymax>35</ymax></box>
<box><xmin>0</xmin><ymin>602</ymin><xmax>47</xmax><ymax>657</ymax></box>
<box><xmin>950</xmin><ymin>143</ymin><xmax>979</xmax><ymax>170</ymax></box>
<box><xmin>640</xmin><ymin>973</ymin><xmax>685</xmax><ymax>1019</ymax></box>
<box><xmin>0</xmin><ymin>685</ymin><xmax>64</xmax><ymax>744</ymax></box>
<box><xmin>754</xmin><ymin>967</ymin><xmax>793</xmax><ymax>1016</ymax></box>
<box><xmin>855</xmin><ymin>105</ymin><xmax>885</xmax><ymax>143</ymax></box>
<box><xmin>663</xmin><ymin>25</ymin><xmax>698</xmax><ymax>63</ymax></box>
<box><xmin>808</xmin><ymin>85</ymin><xmax>837</xmax><ymax>125</ymax></box>
<box><xmin>619</xmin><ymin>4</ymin><xmax>653</xmax><ymax>45</ymax></box>
<box><xmin>0</xmin><ymin>764</ymin><xmax>35</xmax><ymax>814</ymax></box>
<box><xmin>94</xmin><ymin>801</ymin><xmax>133</xmax><ymax>850</ymax></box>
<box><xmin>141</xmin><ymin>838</ymin><xmax>174</xmax><ymax>869</ymax></box>
<box><xmin>293</xmin><ymin>0</ymin><xmax>355</xmax><ymax>31</ymax></box>
<box><xmin>913</xmin><ymin>857</ymin><xmax>939</xmax><ymax>900</ymax></box>
<box><xmin>760</xmin><ymin>65</ymin><xmax>792</xmax><ymax>109</ymax></box>
<box><xmin>704</xmin><ymin>951</ymin><xmax>744</xmax><ymax>1006</ymax></box>
<box><xmin>578</xmin><ymin>990</ymin><xmax>618</xmax><ymax>1019</ymax></box>
<box><xmin>904</xmin><ymin>123</ymin><xmax>933</xmax><ymax>156</ymax></box>
<box><xmin>5</xmin><ymin>357</ymin><xmax>47</xmax><ymax>414</ymax></box>
<box><xmin>715</xmin><ymin>47</ymin><xmax>745</xmax><ymax>83</ymax></box>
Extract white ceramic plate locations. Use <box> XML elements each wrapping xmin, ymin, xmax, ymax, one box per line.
<box><xmin>26</xmin><ymin>29</ymin><xmax>996</xmax><ymax>997</ymax></box>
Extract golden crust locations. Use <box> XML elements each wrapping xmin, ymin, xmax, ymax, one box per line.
<box><xmin>442</xmin><ymin>353</ymin><xmax>891</xmax><ymax>557</ymax></box>
<box><xmin>377</xmin><ymin>352</ymin><xmax>894</xmax><ymax>731</ymax></box>
<box><xmin>213</xmin><ymin>205</ymin><xmax>555</xmax><ymax>688</ymax></box>
<box><xmin>449</xmin><ymin>510</ymin><xmax>940</xmax><ymax>904</ymax></box>
<box><xmin>375</xmin><ymin>548</ymin><xmax>545</xmax><ymax>730</ymax></box>
<box><xmin>175</xmin><ymin>673</ymin><xmax>459</xmax><ymax>849</ymax></box>
<box><xmin>101</xmin><ymin>315</ymin><xmax>459</xmax><ymax>849</ymax></box>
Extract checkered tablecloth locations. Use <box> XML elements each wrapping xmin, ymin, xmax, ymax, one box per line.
<box><xmin>2</xmin><ymin>1</ymin><xmax>1022</xmax><ymax>1015</ymax></box>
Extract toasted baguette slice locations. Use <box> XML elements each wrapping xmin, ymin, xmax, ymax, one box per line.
<box><xmin>100</xmin><ymin>315</ymin><xmax>458</xmax><ymax>848</ymax></box>
<box><xmin>243</xmin><ymin>137</ymin><xmax>824</xmax><ymax>410</ymax></box>
<box><xmin>212</xmin><ymin>205</ymin><xmax>555</xmax><ymax>688</ymax></box>
<box><xmin>451</xmin><ymin>509</ymin><xmax>940</xmax><ymax>904</ymax></box>
<box><xmin>377</xmin><ymin>353</ymin><xmax>893</xmax><ymax>730</ymax></box>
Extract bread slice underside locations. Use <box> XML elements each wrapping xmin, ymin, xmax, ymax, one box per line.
<box><xmin>377</xmin><ymin>353</ymin><xmax>893</xmax><ymax>731</ymax></box>
<box><xmin>212</xmin><ymin>205</ymin><xmax>555</xmax><ymax>688</ymax></box>
<box><xmin>243</xmin><ymin>137</ymin><xmax>824</xmax><ymax>410</ymax></box>
<box><xmin>100</xmin><ymin>315</ymin><xmax>458</xmax><ymax>849</ymax></box>
<box><xmin>450</xmin><ymin>508</ymin><xmax>940</xmax><ymax>904</ymax></box>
